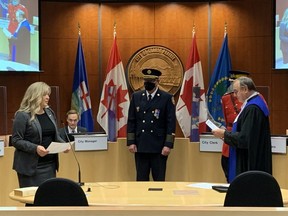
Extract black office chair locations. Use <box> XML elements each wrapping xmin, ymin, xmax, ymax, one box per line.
<box><xmin>224</xmin><ymin>170</ymin><xmax>283</xmax><ymax>207</ymax></box>
<box><xmin>33</xmin><ymin>177</ymin><xmax>88</xmax><ymax>206</ymax></box>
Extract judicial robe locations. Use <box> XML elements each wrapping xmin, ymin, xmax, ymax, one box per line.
<box><xmin>224</xmin><ymin>94</ymin><xmax>272</xmax><ymax>182</ymax></box>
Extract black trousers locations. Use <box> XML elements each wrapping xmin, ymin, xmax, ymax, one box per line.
<box><xmin>221</xmin><ymin>155</ymin><xmax>229</xmax><ymax>183</ymax></box>
<box><xmin>135</xmin><ymin>152</ymin><xmax>167</xmax><ymax>181</ymax></box>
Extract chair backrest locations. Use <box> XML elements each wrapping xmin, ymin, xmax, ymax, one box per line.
<box><xmin>33</xmin><ymin>177</ymin><xmax>88</xmax><ymax>206</ymax></box>
<box><xmin>224</xmin><ymin>170</ymin><xmax>283</xmax><ymax>207</ymax></box>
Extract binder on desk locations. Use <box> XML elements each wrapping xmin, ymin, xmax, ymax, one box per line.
<box><xmin>212</xmin><ymin>185</ymin><xmax>229</xmax><ymax>193</ymax></box>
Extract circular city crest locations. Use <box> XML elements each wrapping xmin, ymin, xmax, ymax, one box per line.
<box><xmin>126</xmin><ymin>45</ymin><xmax>184</xmax><ymax>95</ymax></box>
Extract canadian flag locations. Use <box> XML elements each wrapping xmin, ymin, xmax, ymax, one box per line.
<box><xmin>176</xmin><ymin>32</ymin><xmax>207</xmax><ymax>141</ymax></box>
<box><xmin>97</xmin><ymin>34</ymin><xmax>130</xmax><ymax>141</ymax></box>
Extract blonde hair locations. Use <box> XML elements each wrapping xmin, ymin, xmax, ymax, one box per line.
<box><xmin>17</xmin><ymin>82</ymin><xmax>51</xmax><ymax>121</ymax></box>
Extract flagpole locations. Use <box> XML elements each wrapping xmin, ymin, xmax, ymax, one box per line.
<box><xmin>224</xmin><ymin>21</ymin><xmax>227</xmax><ymax>37</ymax></box>
<box><xmin>71</xmin><ymin>22</ymin><xmax>94</xmax><ymax>132</ymax></box>
<box><xmin>97</xmin><ymin>22</ymin><xmax>130</xmax><ymax>141</ymax></box>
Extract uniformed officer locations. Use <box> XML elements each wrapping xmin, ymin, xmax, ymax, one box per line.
<box><xmin>127</xmin><ymin>68</ymin><xmax>176</xmax><ymax>181</ymax></box>
<box><xmin>221</xmin><ymin>70</ymin><xmax>249</xmax><ymax>181</ymax></box>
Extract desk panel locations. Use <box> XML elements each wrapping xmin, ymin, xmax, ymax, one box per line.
<box><xmin>2</xmin><ymin>138</ymin><xmax>288</xmax><ymax>206</ymax></box>
<box><xmin>1</xmin><ymin>206</ymin><xmax>288</xmax><ymax>216</ymax></box>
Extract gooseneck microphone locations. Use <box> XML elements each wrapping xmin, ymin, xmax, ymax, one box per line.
<box><xmin>61</xmin><ymin>122</ymin><xmax>84</xmax><ymax>186</ymax></box>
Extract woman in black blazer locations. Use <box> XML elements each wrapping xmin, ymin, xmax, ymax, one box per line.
<box><xmin>12</xmin><ymin>82</ymin><xmax>68</xmax><ymax>188</ymax></box>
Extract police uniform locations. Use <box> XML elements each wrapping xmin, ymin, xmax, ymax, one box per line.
<box><xmin>127</xmin><ymin>69</ymin><xmax>176</xmax><ymax>181</ymax></box>
<box><xmin>221</xmin><ymin>70</ymin><xmax>249</xmax><ymax>181</ymax></box>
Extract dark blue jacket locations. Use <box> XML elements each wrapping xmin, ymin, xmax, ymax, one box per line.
<box><xmin>127</xmin><ymin>89</ymin><xmax>176</xmax><ymax>153</ymax></box>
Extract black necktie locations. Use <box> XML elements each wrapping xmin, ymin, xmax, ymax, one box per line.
<box><xmin>148</xmin><ymin>94</ymin><xmax>152</xmax><ymax>101</ymax></box>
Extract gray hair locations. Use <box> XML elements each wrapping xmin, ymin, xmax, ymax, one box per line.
<box><xmin>237</xmin><ymin>77</ymin><xmax>257</xmax><ymax>91</ymax></box>
<box><xmin>16</xmin><ymin>9</ymin><xmax>25</xmax><ymax>18</ymax></box>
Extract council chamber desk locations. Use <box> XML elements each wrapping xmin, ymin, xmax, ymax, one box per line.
<box><xmin>9</xmin><ymin>181</ymin><xmax>288</xmax><ymax>207</ymax></box>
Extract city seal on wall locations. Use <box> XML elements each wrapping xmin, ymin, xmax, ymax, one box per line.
<box><xmin>126</xmin><ymin>45</ymin><xmax>184</xmax><ymax>95</ymax></box>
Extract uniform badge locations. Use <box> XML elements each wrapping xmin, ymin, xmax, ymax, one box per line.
<box><xmin>136</xmin><ymin>107</ymin><xmax>140</xmax><ymax>112</ymax></box>
<box><xmin>154</xmin><ymin>109</ymin><xmax>160</xmax><ymax>119</ymax></box>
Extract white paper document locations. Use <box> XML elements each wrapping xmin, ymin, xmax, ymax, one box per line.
<box><xmin>187</xmin><ymin>182</ymin><xmax>229</xmax><ymax>189</ymax></box>
<box><xmin>205</xmin><ymin>119</ymin><xmax>219</xmax><ymax>130</ymax></box>
<box><xmin>2</xmin><ymin>28</ymin><xmax>12</xmax><ymax>38</ymax></box>
<box><xmin>47</xmin><ymin>142</ymin><xmax>73</xmax><ymax>154</ymax></box>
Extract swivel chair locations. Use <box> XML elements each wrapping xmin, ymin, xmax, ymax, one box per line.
<box><xmin>33</xmin><ymin>177</ymin><xmax>88</xmax><ymax>206</ymax></box>
<box><xmin>224</xmin><ymin>170</ymin><xmax>283</xmax><ymax>207</ymax></box>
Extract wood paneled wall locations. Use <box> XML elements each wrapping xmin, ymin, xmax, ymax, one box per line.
<box><xmin>1</xmin><ymin>0</ymin><xmax>287</xmax><ymax>136</ymax></box>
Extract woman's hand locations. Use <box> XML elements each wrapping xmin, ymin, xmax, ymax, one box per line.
<box><xmin>64</xmin><ymin>146</ymin><xmax>71</xmax><ymax>153</ymax></box>
<box><xmin>37</xmin><ymin>145</ymin><xmax>49</xmax><ymax>157</ymax></box>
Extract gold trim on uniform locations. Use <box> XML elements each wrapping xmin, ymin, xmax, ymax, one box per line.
<box><xmin>127</xmin><ymin>133</ymin><xmax>135</xmax><ymax>141</ymax></box>
<box><xmin>165</xmin><ymin>134</ymin><xmax>175</xmax><ymax>143</ymax></box>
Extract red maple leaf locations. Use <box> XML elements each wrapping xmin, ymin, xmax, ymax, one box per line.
<box><xmin>101</xmin><ymin>79</ymin><xmax>128</xmax><ymax>121</ymax></box>
<box><xmin>179</xmin><ymin>77</ymin><xmax>193</xmax><ymax>115</ymax></box>
<box><xmin>101</xmin><ymin>79</ymin><xmax>115</xmax><ymax>109</ymax></box>
<box><xmin>116</xmin><ymin>84</ymin><xmax>128</xmax><ymax>121</ymax></box>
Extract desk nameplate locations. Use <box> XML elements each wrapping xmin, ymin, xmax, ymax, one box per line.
<box><xmin>200</xmin><ymin>134</ymin><xmax>287</xmax><ymax>154</ymax></box>
<box><xmin>73</xmin><ymin>134</ymin><xmax>108</xmax><ymax>151</ymax></box>
<box><xmin>199</xmin><ymin>135</ymin><xmax>223</xmax><ymax>152</ymax></box>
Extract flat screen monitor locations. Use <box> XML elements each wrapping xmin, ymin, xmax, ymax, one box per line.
<box><xmin>0</xmin><ymin>0</ymin><xmax>40</xmax><ymax>72</ymax></box>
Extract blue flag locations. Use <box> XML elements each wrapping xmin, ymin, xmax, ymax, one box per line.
<box><xmin>71</xmin><ymin>35</ymin><xmax>94</xmax><ymax>132</ymax></box>
<box><xmin>207</xmin><ymin>34</ymin><xmax>232</xmax><ymax>125</ymax></box>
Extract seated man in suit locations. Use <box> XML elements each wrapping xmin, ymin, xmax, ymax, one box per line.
<box><xmin>59</xmin><ymin>109</ymin><xmax>87</xmax><ymax>142</ymax></box>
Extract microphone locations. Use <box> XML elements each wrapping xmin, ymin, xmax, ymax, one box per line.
<box><xmin>61</xmin><ymin>121</ymin><xmax>84</xmax><ymax>186</ymax></box>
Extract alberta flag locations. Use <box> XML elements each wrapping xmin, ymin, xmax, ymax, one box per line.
<box><xmin>176</xmin><ymin>32</ymin><xmax>207</xmax><ymax>142</ymax></box>
<box><xmin>207</xmin><ymin>33</ymin><xmax>232</xmax><ymax>125</ymax></box>
<box><xmin>71</xmin><ymin>34</ymin><xmax>94</xmax><ymax>132</ymax></box>
<box><xmin>97</xmin><ymin>34</ymin><xmax>130</xmax><ymax>141</ymax></box>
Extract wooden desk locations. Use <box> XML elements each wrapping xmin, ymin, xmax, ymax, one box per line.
<box><xmin>9</xmin><ymin>181</ymin><xmax>288</xmax><ymax>207</ymax></box>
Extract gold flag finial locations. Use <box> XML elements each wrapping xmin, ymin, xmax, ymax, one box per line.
<box><xmin>78</xmin><ymin>22</ymin><xmax>81</xmax><ymax>36</ymax></box>
<box><xmin>192</xmin><ymin>22</ymin><xmax>195</xmax><ymax>37</ymax></box>
<box><xmin>224</xmin><ymin>21</ymin><xmax>227</xmax><ymax>36</ymax></box>
<box><xmin>113</xmin><ymin>20</ymin><xmax>117</xmax><ymax>38</ymax></box>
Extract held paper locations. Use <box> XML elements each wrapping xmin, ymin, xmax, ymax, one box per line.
<box><xmin>3</xmin><ymin>28</ymin><xmax>12</xmax><ymax>38</ymax></box>
<box><xmin>205</xmin><ymin>119</ymin><xmax>219</xmax><ymax>130</ymax></box>
<box><xmin>47</xmin><ymin>142</ymin><xmax>73</xmax><ymax>154</ymax></box>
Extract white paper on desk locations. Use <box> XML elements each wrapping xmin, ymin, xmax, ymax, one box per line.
<box><xmin>187</xmin><ymin>182</ymin><xmax>229</xmax><ymax>189</ymax></box>
<box><xmin>205</xmin><ymin>119</ymin><xmax>219</xmax><ymax>130</ymax></box>
<box><xmin>47</xmin><ymin>142</ymin><xmax>73</xmax><ymax>154</ymax></box>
